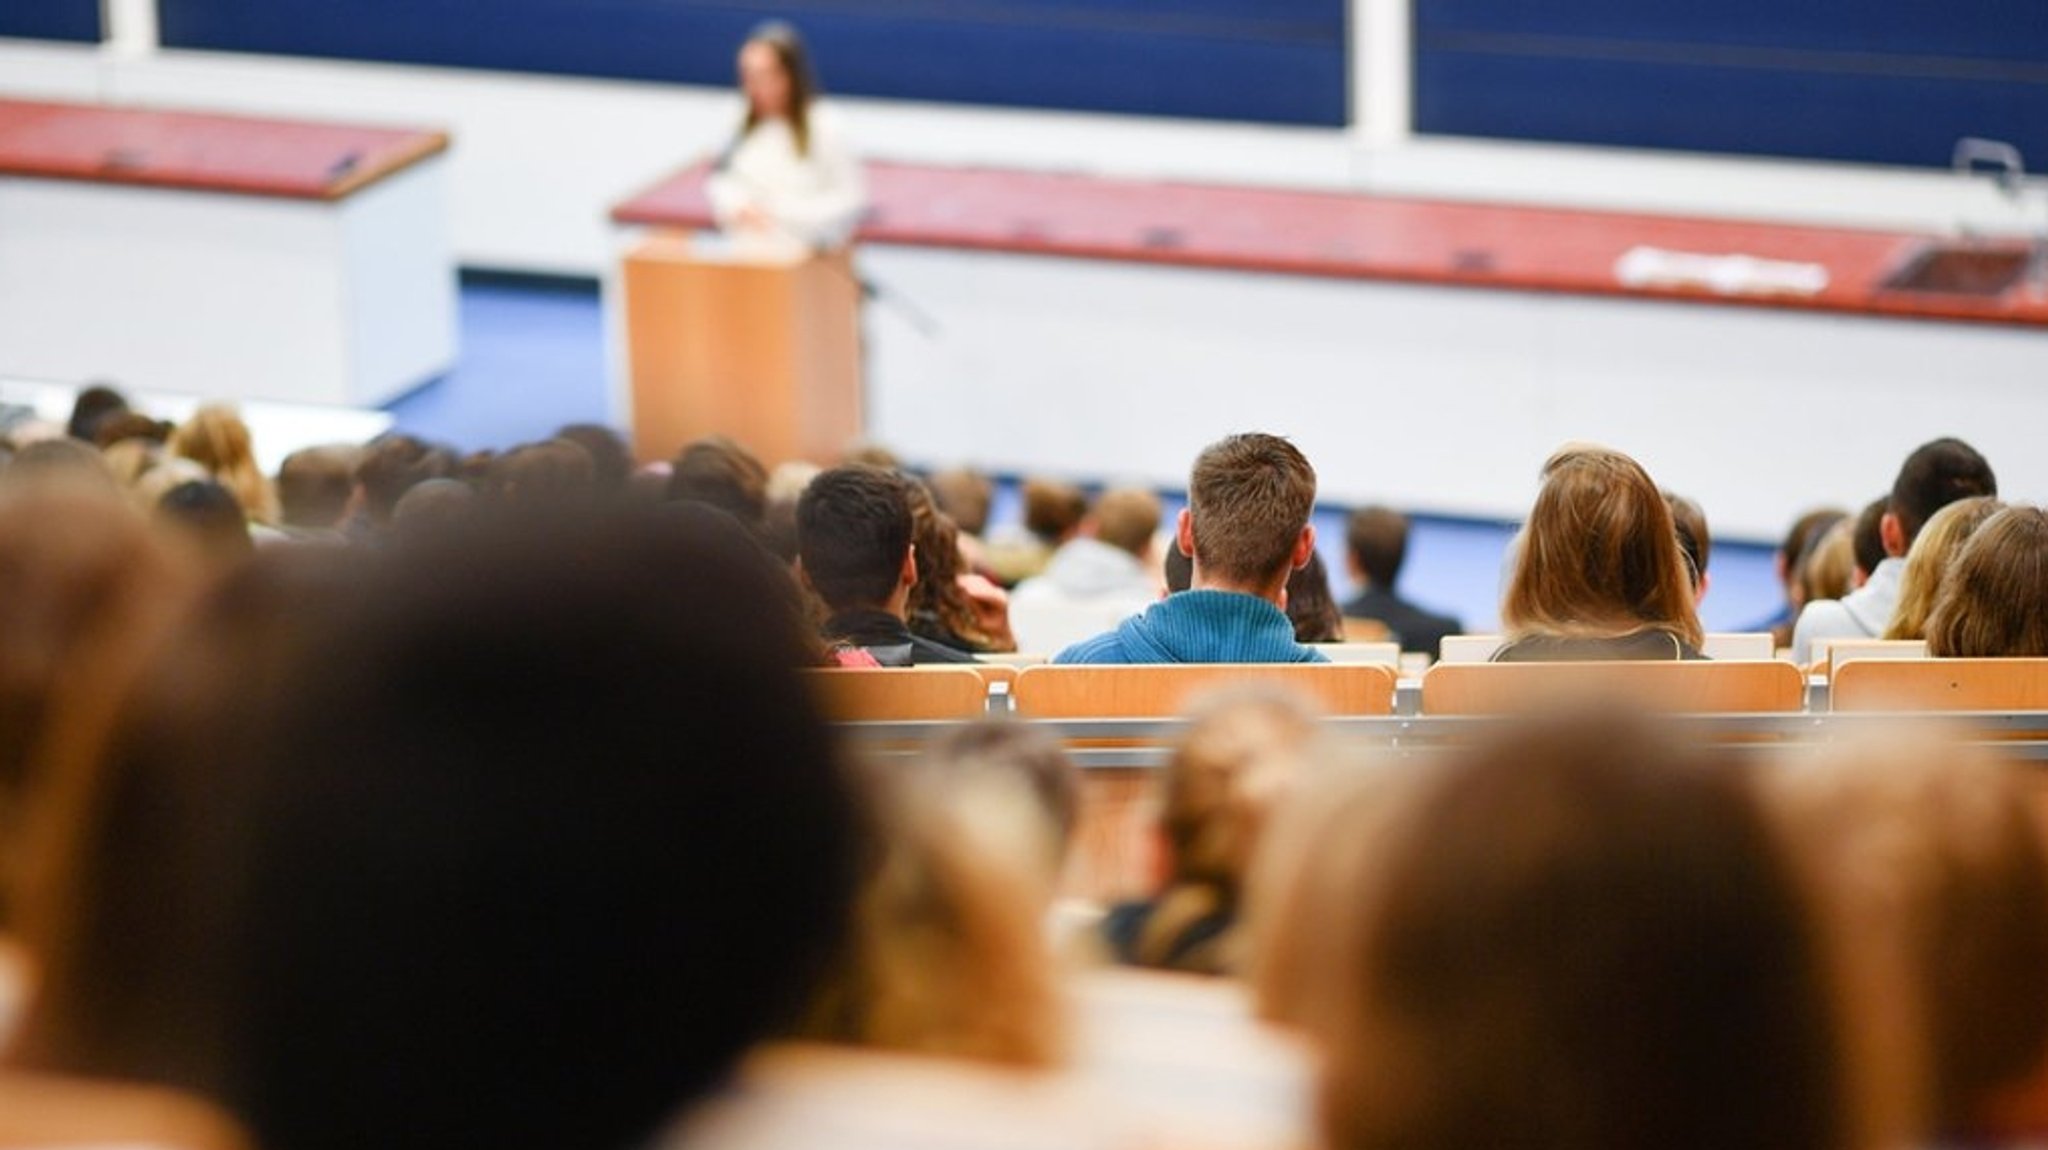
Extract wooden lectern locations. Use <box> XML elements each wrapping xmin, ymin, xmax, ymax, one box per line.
<box><xmin>621</xmin><ymin>233</ymin><xmax>863</xmax><ymax>466</ymax></box>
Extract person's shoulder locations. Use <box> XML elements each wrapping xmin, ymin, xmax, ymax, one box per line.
<box><xmin>1052</xmin><ymin>631</ymin><xmax>1127</xmax><ymax>665</ymax></box>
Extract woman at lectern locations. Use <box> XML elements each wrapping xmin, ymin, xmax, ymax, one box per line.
<box><xmin>707</xmin><ymin>22</ymin><xmax>868</xmax><ymax>251</ymax></box>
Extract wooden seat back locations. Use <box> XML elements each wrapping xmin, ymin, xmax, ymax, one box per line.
<box><xmin>1421</xmin><ymin>660</ymin><xmax>1806</xmax><ymax>716</ymax></box>
<box><xmin>1011</xmin><ymin>663</ymin><xmax>1397</xmax><ymax>719</ymax></box>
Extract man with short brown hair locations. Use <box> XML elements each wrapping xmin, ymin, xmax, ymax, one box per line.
<box><xmin>1055</xmin><ymin>433</ymin><xmax>1324</xmax><ymax>664</ymax></box>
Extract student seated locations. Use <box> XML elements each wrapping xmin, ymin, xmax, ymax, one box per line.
<box><xmin>1926</xmin><ymin>505</ymin><xmax>2048</xmax><ymax>658</ymax></box>
<box><xmin>1299</xmin><ymin>710</ymin><xmax>1859</xmax><ymax>1150</ymax></box>
<box><xmin>797</xmin><ymin>465</ymin><xmax>975</xmax><ymax>665</ymax></box>
<box><xmin>1794</xmin><ymin>438</ymin><xmax>1997</xmax><ymax>663</ymax></box>
<box><xmin>1009</xmin><ymin>487</ymin><xmax>1162</xmax><ymax>653</ymax></box>
<box><xmin>1881</xmin><ymin>496</ymin><xmax>2002</xmax><ymax>642</ymax></box>
<box><xmin>1055</xmin><ymin>433</ymin><xmax>1326</xmax><ymax>665</ymax></box>
<box><xmin>1103</xmin><ymin>686</ymin><xmax>1320</xmax><ymax>974</ymax></box>
<box><xmin>1493</xmin><ymin>445</ymin><xmax>1705</xmax><ymax>662</ymax></box>
<box><xmin>1340</xmin><ymin>506</ymin><xmax>1462</xmax><ymax>655</ymax></box>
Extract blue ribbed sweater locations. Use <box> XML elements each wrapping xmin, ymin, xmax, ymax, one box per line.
<box><xmin>1051</xmin><ymin>589</ymin><xmax>1328</xmax><ymax>665</ymax></box>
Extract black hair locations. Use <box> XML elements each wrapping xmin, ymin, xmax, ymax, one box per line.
<box><xmin>797</xmin><ymin>465</ymin><xmax>913</xmax><ymax>611</ymax></box>
<box><xmin>1891</xmin><ymin>438</ymin><xmax>1996</xmax><ymax>547</ymax></box>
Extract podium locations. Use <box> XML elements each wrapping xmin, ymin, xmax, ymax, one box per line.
<box><xmin>620</xmin><ymin>233</ymin><xmax>864</xmax><ymax>467</ymax></box>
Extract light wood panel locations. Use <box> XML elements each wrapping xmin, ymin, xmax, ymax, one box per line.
<box><xmin>1421</xmin><ymin>660</ymin><xmax>1806</xmax><ymax>715</ymax></box>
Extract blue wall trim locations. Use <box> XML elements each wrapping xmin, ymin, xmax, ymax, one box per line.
<box><xmin>0</xmin><ymin>0</ymin><xmax>104</xmax><ymax>43</ymax></box>
<box><xmin>156</xmin><ymin>1</ymin><xmax>1350</xmax><ymax>127</ymax></box>
<box><xmin>1415</xmin><ymin>0</ymin><xmax>2048</xmax><ymax>169</ymax></box>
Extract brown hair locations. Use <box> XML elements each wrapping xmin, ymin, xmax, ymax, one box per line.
<box><xmin>1092</xmin><ymin>487</ymin><xmax>1161</xmax><ymax>559</ymax></box>
<box><xmin>1320</xmin><ymin>711</ymin><xmax>1850</xmax><ymax>1150</ymax></box>
<box><xmin>1502</xmin><ymin>445</ymin><xmax>1703</xmax><ymax>649</ymax></box>
<box><xmin>167</xmin><ymin>405</ymin><xmax>277</xmax><ymax>525</ymax></box>
<box><xmin>741</xmin><ymin>21</ymin><xmax>819</xmax><ymax>156</ymax></box>
<box><xmin>1800</xmin><ymin>519</ymin><xmax>1857</xmax><ymax>606</ymax></box>
<box><xmin>1133</xmin><ymin>686</ymin><xmax>1320</xmax><ymax>974</ymax></box>
<box><xmin>1766</xmin><ymin>736</ymin><xmax>2048</xmax><ymax>1141</ymax></box>
<box><xmin>1285</xmin><ymin>549</ymin><xmax>1344</xmax><ymax>643</ymax></box>
<box><xmin>668</xmin><ymin>435</ymin><xmax>768</xmax><ymax>528</ymax></box>
<box><xmin>1345</xmin><ymin>505</ymin><xmax>1408</xmax><ymax>589</ymax></box>
<box><xmin>906</xmin><ymin>482</ymin><xmax>1001</xmax><ymax>650</ymax></box>
<box><xmin>1021</xmin><ymin>477</ymin><xmax>1088</xmax><ymax>544</ymax></box>
<box><xmin>1926</xmin><ymin>505</ymin><xmax>2048</xmax><ymax>658</ymax></box>
<box><xmin>275</xmin><ymin>446</ymin><xmax>360</xmax><ymax>531</ymax></box>
<box><xmin>1883</xmin><ymin>496</ymin><xmax>2002</xmax><ymax>641</ymax></box>
<box><xmin>927</xmin><ymin>467</ymin><xmax>994</xmax><ymax>537</ymax></box>
<box><xmin>1187</xmin><ymin>433</ymin><xmax>1318</xmax><ymax>586</ymax></box>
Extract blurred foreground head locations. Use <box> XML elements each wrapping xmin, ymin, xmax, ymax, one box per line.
<box><xmin>1290</xmin><ymin>710</ymin><xmax>1851</xmax><ymax>1150</ymax></box>
<box><xmin>23</xmin><ymin>504</ymin><xmax>863</xmax><ymax>1150</ymax></box>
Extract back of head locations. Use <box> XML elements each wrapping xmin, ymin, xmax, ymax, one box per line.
<box><xmin>354</xmin><ymin>434</ymin><xmax>457</xmax><ymax>526</ymax></box>
<box><xmin>668</xmin><ymin>435</ymin><xmax>768</xmax><ymax>527</ymax></box>
<box><xmin>1883</xmin><ymin>496</ymin><xmax>2003</xmax><ymax>642</ymax></box>
<box><xmin>1926</xmin><ymin>505</ymin><xmax>2048</xmax><ymax>658</ymax></box>
<box><xmin>0</xmin><ymin>479</ymin><xmax>193</xmax><ymax>927</ymax></box>
<box><xmin>1021</xmin><ymin>478</ymin><xmax>1088</xmax><ymax>544</ymax></box>
<box><xmin>1345</xmin><ymin>505</ymin><xmax>1409</xmax><ymax>589</ymax></box>
<box><xmin>927</xmin><ymin>467</ymin><xmax>994</xmax><ymax>537</ymax></box>
<box><xmin>921</xmin><ymin>718</ymin><xmax>1080</xmax><ymax>876</ymax></box>
<box><xmin>801</xmin><ymin>760</ymin><xmax>1062</xmax><ymax>1067</ymax></box>
<box><xmin>1323</xmin><ymin>710</ymin><xmax>1846</xmax><ymax>1150</ymax></box>
<box><xmin>224</xmin><ymin>507</ymin><xmax>862</xmax><ymax>1150</ymax></box>
<box><xmin>168</xmin><ymin>405</ymin><xmax>275</xmax><ymax>523</ymax></box>
<box><xmin>92</xmin><ymin>411</ymin><xmax>173</xmax><ymax>450</ymax></box>
<box><xmin>1284</xmin><ymin>550</ymin><xmax>1343</xmax><ymax>643</ymax></box>
<box><xmin>1664</xmin><ymin>492</ymin><xmax>1710</xmax><ymax>587</ymax></box>
<box><xmin>1892</xmin><ymin>438</ymin><xmax>1997</xmax><ymax>548</ymax></box>
<box><xmin>1503</xmin><ymin>445</ymin><xmax>1702</xmax><ymax>648</ymax></box>
<box><xmin>156</xmin><ymin>481</ymin><xmax>254</xmax><ymax>569</ymax></box>
<box><xmin>389</xmin><ymin>477</ymin><xmax>475</xmax><ymax>542</ymax></box>
<box><xmin>274</xmin><ymin>446</ymin><xmax>359</xmax><ymax>531</ymax></box>
<box><xmin>797</xmin><ymin>465</ymin><xmax>912</xmax><ymax>613</ymax></box>
<box><xmin>1091</xmin><ymin>487</ymin><xmax>1161</xmax><ymax>559</ymax></box>
<box><xmin>1766</xmin><ymin>736</ymin><xmax>2048</xmax><ymax>1141</ymax></box>
<box><xmin>1137</xmin><ymin>686</ymin><xmax>1321</xmax><ymax>974</ymax></box>
<box><xmin>491</xmin><ymin>438</ymin><xmax>596</xmax><ymax>513</ymax></box>
<box><xmin>5</xmin><ymin>438</ymin><xmax>115</xmax><ymax>491</ymax></box>
<box><xmin>1852</xmin><ymin>496</ymin><xmax>1888</xmax><ymax>581</ymax></box>
<box><xmin>1801</xmin><ymin>520</ymin><xmax>1857</xmax><ymax>605</ymax></box>
<box><xmin>905</xmin><ymin>482</ymin><xmax>985</xmax><ymax>646</ymax></box>
<box><xmin>553</xmin><ymin>424</ymin><xmax>633</xmax><ymax>496</ymax></box>
<box><xmin>67</xmin><ymin>385</ymin><xmax>129</xmax><ymax>443</ymax></box>
<box><xmin>1187</xmin><ymin>433</ymin><xmax>1317</xmax><ymax>586</ymax></box>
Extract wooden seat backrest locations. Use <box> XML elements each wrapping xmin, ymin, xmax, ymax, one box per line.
<box><xmin>1831</xmin><ymin>658</ymin><xmax>2048</xmax><ymax>712</ymax></box>
<box><xmin>804</xmin><ymin>666</ymin><xmax>991</xmax><ymax>721</ymax></box>
<box><xmin>1011</xmin><ymin>663</ymin><xmax>1397</xmax><ymax>719</ymax></box>
<box><xmin>1421</xmin><ymin>660</ymin><xmax>1806</xmax><ymax>715</ymax></box>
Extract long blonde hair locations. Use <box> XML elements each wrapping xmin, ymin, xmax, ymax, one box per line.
<box><xmin>168</xmin><ymin>405</ymin><xmax>277</xmax><ymax>525</ymax></box>
<box><xmin>1883</xmin><ymin>496</ymin><xmax>2002</xmax><ymax>641</ymax></box>
<box><xmin>1502</xmin><ymin>444</ymin><xmax>1703</xmax><ymax>649</ymax></box>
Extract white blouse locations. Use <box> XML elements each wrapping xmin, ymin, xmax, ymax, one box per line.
<box><xmin>705</xmin><ymin>106</ymin><xmax>868</xmax><ymax>251</ymax></box>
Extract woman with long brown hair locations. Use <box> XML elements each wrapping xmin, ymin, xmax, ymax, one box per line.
<box><xmin>1925</xmin><ymin>505</ymin><xmax>2048</xmax><ymax>658</ymax></box>
<box><xmin>706</xmin><ymin>22</ymin><xmax>867</xmax><ymax>250</ymax></box>
<box><xmin>1496</xmin><ymin>444</ymin><xmax>1705</xmax><ymax>661</ymax></box>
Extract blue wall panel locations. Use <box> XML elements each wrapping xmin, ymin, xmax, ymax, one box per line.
<box><xmin>1416</xmin><ymin>0</ymin><xmax>2048</xmax><ymax>169</ymax></box>
<box><xmin>0</xmin><ymin>0</ymin><xmax>104</xmax><ymax>42</ymax></box>
<box><xmin>156</xmin><ymin>1</ymin><xmax>1350</xmax><ymax>127</ymax></box>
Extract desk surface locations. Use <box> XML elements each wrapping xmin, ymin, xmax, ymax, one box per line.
<box><xmin>614</xmin><ymin>160</ymin><xmax>2048</xmax><ymax>328</ymax></box>
<box><xmin>0</xmin><ymin>98</ymin><xmax>448</xmax><ymax>201</ymax></box>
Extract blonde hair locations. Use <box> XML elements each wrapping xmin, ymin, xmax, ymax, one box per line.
<box><xmin>1131</xmin><ymin>685</ymin><xmax>1320</xmax><ymax>975</ymax></box>
<box><xmin>1502</xmin><ymin>445</ymin><xmax>1703</xmax><ymax>649</ymax></box>
<box><xmin>1926</xmin><ymin>506</ymin><xmax>2048</xmax><ymax>658</ymax></box>
<box><xmin>800</xmin><ymin>763</ymin><xmax>1062</xmax><ymax>1066</ymax></box>
<box><xmin>1883</xmin><ymin>496</ymin><xmax>2002</xmax><ymax>641</ymax></box>
<box><xmin>168</xmin><ymin>405</ymin><xmax>277</xmax><ymax>524</ymax></box>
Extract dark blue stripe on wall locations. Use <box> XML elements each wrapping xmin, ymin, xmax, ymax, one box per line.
<box><xmin>0</xmin><ymin>0</ymin><xmax>104</xmax><ymax>42</ymax></box>
<box><xmin>1415</xmin><ymin>0</ymin><xmax>2048</xmax><ymax>169</ymax></box>
<box><xmin>156</xmin><ymin>0</ymin><xmax>1349</xmax><ymax>127</ymax></box>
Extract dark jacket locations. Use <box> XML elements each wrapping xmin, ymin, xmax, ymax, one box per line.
<box><xmin>822</xmin><ymin>608</ymin><xmax>977</xmax><ymax>666</ymax></box>
<box><xmin>1341</xmin><ymin>585</ymin><xmax>1464</xmax><ymax>658</ymax></box>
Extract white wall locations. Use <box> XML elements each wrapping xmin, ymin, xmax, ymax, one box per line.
<box><xmin>3</xmin><ymin>0</ymin><xmax>2038</xmax><ymax>275</ymax></box>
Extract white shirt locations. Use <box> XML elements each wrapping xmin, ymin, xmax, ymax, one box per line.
<box><xmin>705</xmin><ymin>106</ymin><xmax>867</xmax><ymax>251</ymax></box>
<box><xmin>1791</xmin><ymin>555</ymin><xmax>1906</xmax><ymax>664</ymax></box>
